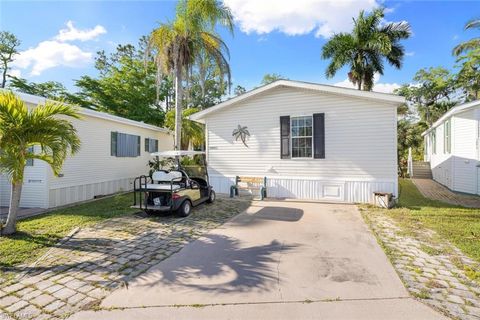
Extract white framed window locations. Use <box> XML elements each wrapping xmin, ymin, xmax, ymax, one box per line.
<box><xmin>444</xmin><ymin>120</ymin><xmax>451</xmax><ymax>154</ymax></box>
<box><xmin>26</xmin><ymin>146</ymin><xmax>34</xmax><ymax>166</ymax></box>
<box><xmin>431</xmin><ymin>130</ymin><xmax>436</xmax><ymax>154</ymax></box>
<box><xmin>145</xmin><ymin>138</ymin><xmax>159</xmax><ymax>153</ymax></box>
<box><xmin>291</xmin><ymin>116</ymin><xmax>313</xmax><ymax>158</ymax></box>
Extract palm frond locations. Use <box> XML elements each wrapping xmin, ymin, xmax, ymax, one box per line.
<box><xmin>380</xmin><ymin>21</ymin><xmax>411</xmax><ymax>41</ymax></box>
<box><xmin>453</xmin><ymin>38</ymin><xmax>480</xmax><ymax>56</ymax></box>
<box><xmin>0</xmin><ymin>92</ymin><xmax>81</xmax><ymax>182</ymax></box>
<box><xmin>465</xmin><ymin>18</ymin><xmax>480</xmax><ymax>30</ymax></box>
<box><xmin>198</xmin><ymin>31</ymin><xmax>231</xmax><ymax>88</ymax></box>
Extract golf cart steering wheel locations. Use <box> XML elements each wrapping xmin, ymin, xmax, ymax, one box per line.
<box><xmin>189</xmin><ymin>179</ymin><xmax>200</xmax><ymax>189</ymax></box>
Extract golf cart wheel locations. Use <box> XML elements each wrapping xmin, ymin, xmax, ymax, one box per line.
<box><xmin>177</xmin><ymin>200</ymin><xmax>192</xmax><ymax>217</ymax></box>
<box><xmin>207</xmin><ymin>190</ymin><xmax>216</xmax><ymax>204</ymax></box>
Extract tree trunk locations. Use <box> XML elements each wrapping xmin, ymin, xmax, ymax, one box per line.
<box><xmin>426</xmin><ymin>104</ymin><xmax>431</xmax><ymax>126</ymax></box>
<box><xmin>2</xmin><ymin>181</ymin><xmax>23</xmax><ymax>235</ymax></box>
<box><xmin>174</xmin><ymin>66</ymin><xmax>183</xmax><ymax>150</ymax></box>
<box><xmin>1</xmin><ymin>63</ymin><xmax>7</xmax><ymax>89</ymax></box>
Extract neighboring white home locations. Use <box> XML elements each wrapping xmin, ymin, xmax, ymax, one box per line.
<box><xmin>422</xmin><ymin>100</ymin><xmax>480</xmax><ymax>195</ymax></box>
<box><xmin>0</xmin><ymin>91</ymin><xmax>173</xmax><ymax>209</ymax></box>
<box><xmin>190</xmin><ymin>80</ymin><xmax>404</xmax><ymax>203</ymax></box>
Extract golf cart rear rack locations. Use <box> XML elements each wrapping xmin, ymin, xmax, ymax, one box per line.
<box><xmin>133</xmin><ymin>171</ymin><xmax>183</xmax><ymax>211</ymax></box>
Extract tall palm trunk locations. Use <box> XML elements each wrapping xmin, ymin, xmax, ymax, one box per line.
<box><xmin>1</xmin><ymin>64</ymin><xmax>7</xmax><ymax>89</ymax></box>
<box><xmin>174</xmin><ymin>65</ymin><xmax>183</xmax><ymax>150</ymax></box>
<box><xmin>2</xmin><ymin>180</ymin><xmax>23</xmax><ymax>235</ymax></box>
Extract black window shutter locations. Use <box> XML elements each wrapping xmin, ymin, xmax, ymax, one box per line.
<box><xmin>280</xmin><ymin>116</ymin><xmax>290</xmax><ymax>159</ymax></box>
<box><xmin>154</xmin><ymin>139</ymin><xmax>159</xmax><ymax>152</ymax></box>
<box><xmin>145</xmin><ymin>138</ymin><xmax>149</xmax><ymax>152</ymax></box>
<box><xmin>111</xmin><ymin>132</ymin><xmax>117</xmax><ymax>156</ymax></box>
<box><xmin>137</xmin><ymin>136</ymin><xmax>141</xmax><ymax>156</ymax></box>
<box><xmin>313</xmin><ymin>113</ymin><xmax>325</xmax><ymax>159</ymax></box>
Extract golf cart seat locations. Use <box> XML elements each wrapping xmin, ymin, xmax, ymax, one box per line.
<box><xmin>145</xmin><ymin>184</ymin><xmax>182</xmax><ymax>191</ymax></box>
<box><xmin>146</xmin><ymin>171</ymin><xmax>183</xmax><ymax>190</ymax></box>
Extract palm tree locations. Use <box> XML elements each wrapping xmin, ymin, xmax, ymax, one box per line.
<box><xmin>322</xmin><ymin>8</ymin><xmax>411</xmax><ymax>91</ymax></box>
<box><xmin>453</xmin><ymin>19</ymin><xmax>480</xmax><ymax>56</ymax></box>
<box><xmin>148</xmin><ymin>0</ymin><xmax>233</xmax><ymax>150</ymax></box>
<box><xmin>0</xmin><ymin>92</ymin><xmax>81</xmax><ymax>235</ymax></box>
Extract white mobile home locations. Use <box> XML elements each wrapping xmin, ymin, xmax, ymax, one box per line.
<box><xmin>0</xmin><ymin>91</ymin><xmax>173</xmax><ymax>209</ymax></box>
<box><xmin>190</xmin><ymin>80</ymin><xmax>404</xmax><ymax>203</ymax></box>
<box><xmin>423</xmin><ymin>100</ymin><xmax>480</xmax><ymax>195</ymax></box>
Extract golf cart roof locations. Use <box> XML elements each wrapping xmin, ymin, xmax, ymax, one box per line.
<box><xmin>150</xmin><ymin>150</ymin><xmax>205</xmax><ymax>157</ymax></box>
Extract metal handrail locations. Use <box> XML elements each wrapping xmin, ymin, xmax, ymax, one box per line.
<box><xmin>407</xmin><ymin>147</ymin><xmax>413</xmax><ymax>177</ymax></box>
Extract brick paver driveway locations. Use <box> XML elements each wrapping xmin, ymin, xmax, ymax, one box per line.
<box><xmin>69</xmin><ymin>201</ymin><xmax>445</xmax><ymax>320</ymax></box>
<box><xmin>0</xmin><ymin>198</ymin><xmax>250</xmax><ymax>320</ymax></box>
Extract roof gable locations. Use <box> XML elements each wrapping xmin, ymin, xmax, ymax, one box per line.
<box><xmin>422</xmin><ymin>100</ymin><xmax>480</xmax><ymax>136</ymax></box>
<box><xmin>190</xmin><ymin>80</ymin><xmax>405</xmax><ymax>122</ymax></box>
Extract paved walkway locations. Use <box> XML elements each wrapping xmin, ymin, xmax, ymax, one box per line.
<box><xmin>70</xmin><ymin>201</ymin><xmax>444</xmax><ymax>320</ymax></box>
<box><xmin>364</xmin><ymin>209</ymin><xmax>480</xmax><ymax>320</ymax></box>
<box><xmin>413</xmin><ymin>178</ymin><xmax>480</xmax><ymax>208</ymax></box>
<box><xmin>0</xmin><ymin>198</ymin><xmax>250</xmax><ymax>320</ymax></box>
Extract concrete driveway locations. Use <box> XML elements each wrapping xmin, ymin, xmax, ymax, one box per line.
<box><xmin>70</xmin><ymin>201</ymin><xmax>445</xmax><ymax>320</ymax></box>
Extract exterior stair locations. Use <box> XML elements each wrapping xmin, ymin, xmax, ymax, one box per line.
<box><xmin>411</xmin><ymin>161</ymin><xmax>433</xmax><ymax>179</ymax></box>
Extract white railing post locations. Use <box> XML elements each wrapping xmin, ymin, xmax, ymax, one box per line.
<box><xmin>407</xmin><ymin>147</ymin><xmax>413</xmax><ymax>177</ymax></box>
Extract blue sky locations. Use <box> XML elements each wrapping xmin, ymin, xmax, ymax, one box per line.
<box><xmin>1</xmin><ymin>0</ymin><xmax>478</xmax><ymax>93</ymax></box>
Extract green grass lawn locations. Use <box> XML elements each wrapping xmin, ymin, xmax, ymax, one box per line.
<box><xmin>383</xmin><ymin>179</ymin><xmax>480</xmax><ymax>263</ymax></box>
<box><xmin>0</xmin><ymin>193</ymin><xmax>137</xmax><ymax>270</ymax></box>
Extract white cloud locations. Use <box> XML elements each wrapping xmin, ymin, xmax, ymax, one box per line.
<box><xmin>13</xmin><ymin>40</ymin><xmax>92</xmax><ymax>76</ymax></box>
<box><xmin>371</xmin><ymin>82</ymin><xmax>401</xmax><ymax>93</ymax></box>
<box><xmin>11</xmin><ymin>21</ymin><xmax>106</xmax><ymax>77</ymax></box>
<box><xmin>257</xmin><ymin>36</ymin><xmax>268</xmax><ymax>42</ymax></box>
<box><xmin>55</xmin><ymin>20</ymin><xmax>106</xmax><ymax>42</ymax></box>
<box><xmin>405</xmin><ymin>51</ymin><xmax>415</xmax><ymax>57</ymax></box>
<box><xmin>333</xmin><ymin>74</ymin><xmax>401</xmax><ymax>93</ymax></box>
<box><xmin>223</xmin><ymin>0</ymin><xmax>380</xmax><ymax>38</ymax></box>
<box><xmin>383</xmin><ymin>7</ymin><xmax>395</xmax><ymax>14</ymax></box>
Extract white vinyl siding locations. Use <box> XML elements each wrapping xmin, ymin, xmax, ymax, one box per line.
<box><xmin>425</xmin><ymin>107</ymin><xmax>480</xmax><ymax>194</ymax></box>
<box><xmin>47</xmin><ymin>113</ymin><xmax>172</xmax><ymax>207</ymax></box>
<box><xmin>203</xmin><ymin>86</ymin><xmax>398</xmax><ymax>202</ymax></box>
<box><xmin>452</xmin><ymin>110</ymin><xmax>478</xmax><ymax>193</ymax></box>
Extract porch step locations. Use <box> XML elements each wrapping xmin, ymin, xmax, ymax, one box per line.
<box><xmin>411</xmin><ymin>161</ymin><xmax>433</xmax><ymax>179</ymax></box>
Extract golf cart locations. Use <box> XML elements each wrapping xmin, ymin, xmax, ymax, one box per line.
<box><xmin>132</xmin><ymin>150</ymin><xmax>215</xmax><ymax>217</ymax></box>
